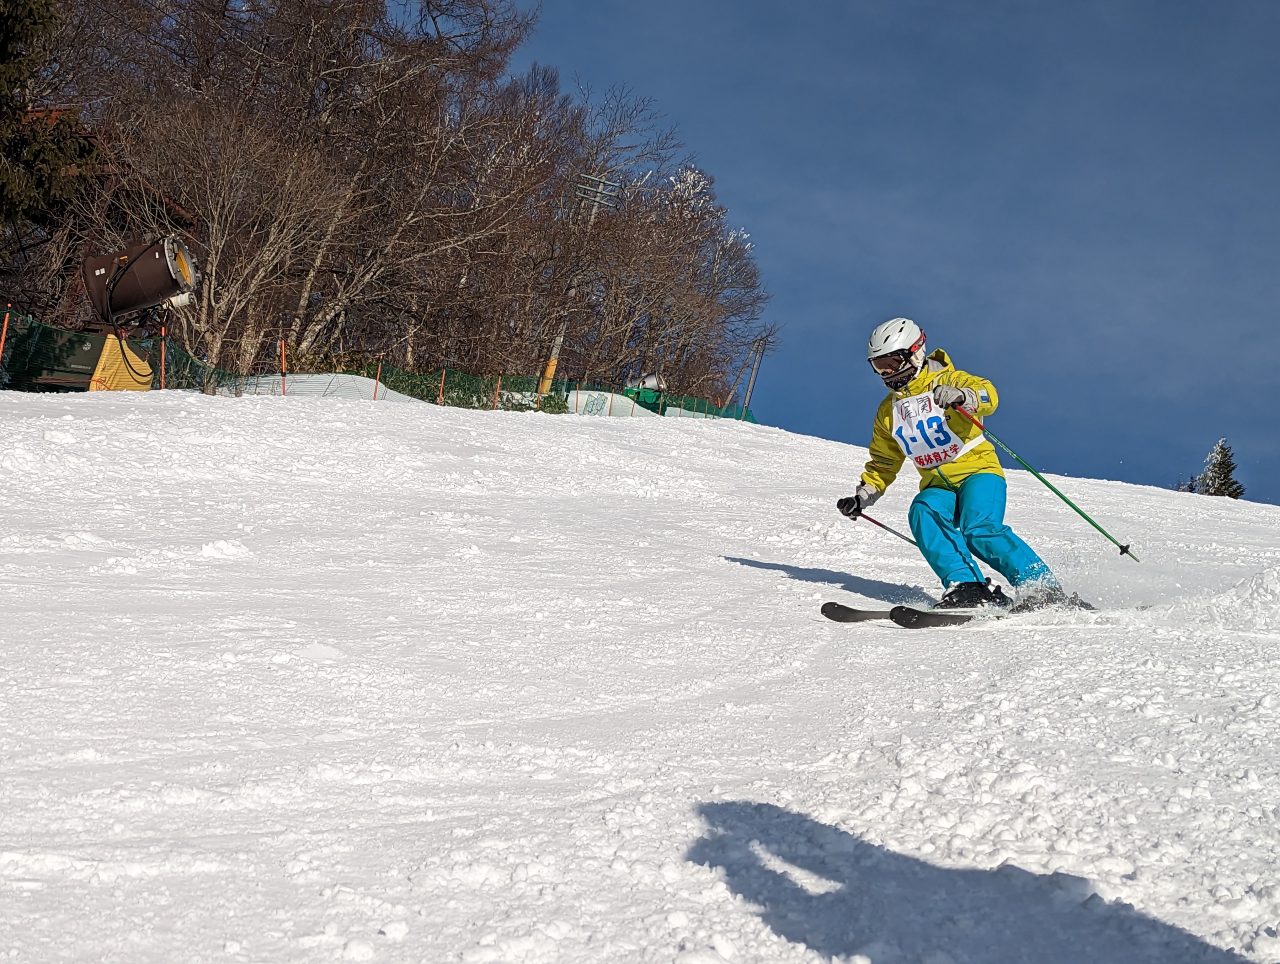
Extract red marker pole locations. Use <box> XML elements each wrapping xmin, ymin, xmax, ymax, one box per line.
<box><xmin>0</xmin><ymin>304</ymin><xmax>10</xmax><ymax>373</ymax></box>
<box><xmin>859</xmin><ymin>512</ymin><xmax>918</xmax><ymax>548</ymax></box>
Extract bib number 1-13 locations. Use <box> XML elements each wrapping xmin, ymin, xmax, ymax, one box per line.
<box><xmin>891</xmin><ymin>392</ymin><xmax>969</xmax><ymax>469</ymax></box>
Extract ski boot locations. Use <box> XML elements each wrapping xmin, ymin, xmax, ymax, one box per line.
<box><xmin>935</xmin><ymin>580</ymin><xmax>1009</xmax><ymax>611</ymax></box>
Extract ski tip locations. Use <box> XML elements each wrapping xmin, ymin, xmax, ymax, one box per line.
<box><xmin>821</xmin><ymin>601</ymin><xmax>893</xmax><ymax>623</ymax></box>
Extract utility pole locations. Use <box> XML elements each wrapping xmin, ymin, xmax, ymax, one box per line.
<box><xmin>575</xmin><ymin>172</ymin><xmax>620</xmax><ymax>227</ymax></box>
<box><xmin>539</xmin><ymin>172</ymin><xmax>621</xmax><ymax>396</ymax></box>
<box><xmin>740</xmin><ymin>336</ymin><xmax>767</xmax><ymax>419</ymax></box>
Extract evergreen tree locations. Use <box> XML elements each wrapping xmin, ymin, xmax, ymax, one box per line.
<box><xmin>1196</xmin><ymin>438</ymin><xmax>1245</xmax><ymax>499</ymax></box>
<box><xmin>0</xmin><ymin>0</ymin><xmax>92</xmax><ymax>225</ymax></box>
<box><xmin>1173</xmin><ymin>476</ymin><xmax>1199</xmax><ymax>494</ymax></box>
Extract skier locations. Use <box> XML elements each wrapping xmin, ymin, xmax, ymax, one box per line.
<box><xmin>837</xmin><ymin>317</ymin><xmax>1070</xmax><ymax>611</ymax></box>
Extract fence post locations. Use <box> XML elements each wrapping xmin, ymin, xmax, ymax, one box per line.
<box><xmin>278</xmin><ymin>339</ymin><xmax>287</xmax><ymax>397</ymax></box>
<box><xmin>491</xmin><ymin>374</ymin><xmax>502</xmax><ymax>410</ymax></box>
<box><xmin>0</xmin><ymin>304</ymin><xmax>10</xmax><ymax>375</ymax></box>
<box><xmin>373</xmin><ymin>358</ymin><xmax>382</xmax><ymax>401</ymax></box>
<box><xmin>159</xmin><ymin>325</ymin><xmax>167</xmax><ymax>390</ymax></box>
<box><xmin>437</xmin><ymin>368</ymin><xmax>446</xmax><ymax>405</ymax></box>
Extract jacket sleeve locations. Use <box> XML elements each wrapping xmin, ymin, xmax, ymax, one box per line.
<box><xmin>860</xmin><ymin>408</ymin><xmax>905</xmax><ymax>493</ymax></box>
<box><xmin>938</xmin><ymin>369</ymin><xmax>998</xmax><ymax>418</ymax></box>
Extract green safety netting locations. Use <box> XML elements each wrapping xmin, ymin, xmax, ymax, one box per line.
<box><xmin>1</xmin><ymin>317</ymin><xmax>755</xmax><ymax>422</ymax></box>
<box><xmin>0</xmin><ymin>312</ymin><xmax>78</xmax><ymax>391</ymax></box>
<box><xmin>620</xmin><ymin>385</ymin><xmax>756</xmax><ymax>421</ymax></box>
<box><xmin>0</xmin><ymin>313</ymin><xmax>156</xmax><ymax>392</ymax></box>
<box><xmin>159</xmin><ymin>338</ymin><xmax>252</xmax><ymax>394</ymax></box>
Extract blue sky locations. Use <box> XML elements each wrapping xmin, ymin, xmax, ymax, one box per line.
<box><xmin>512</xmin><ymin>0</ymin><xmax>1280</xmax><ymax>505</ymax></box>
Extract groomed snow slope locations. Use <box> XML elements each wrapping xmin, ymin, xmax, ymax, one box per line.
<box><xmin>2</xmin><ymin>391</ymin><xmax>1279</xmax><ymax>964</ymax></box>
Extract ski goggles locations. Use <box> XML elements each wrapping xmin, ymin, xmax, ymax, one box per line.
<box><xmin>869</xmin><ymin>350</ymin><xmax>912</xmax><ymax>376</ymax></box>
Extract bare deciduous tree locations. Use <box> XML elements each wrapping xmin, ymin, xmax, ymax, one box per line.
<box><xmin>11</xmin><ymin>0</ymin><xmax>773</xmax><ymax>406</ymax></box>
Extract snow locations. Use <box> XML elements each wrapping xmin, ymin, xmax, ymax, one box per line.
<box><xmin>227</xmin><ymin>373</ymin><xmax>421</xmax><ymax>403</ymax></box>
<box><xmin>2</xmin><ymin>390</ymin><xmax>1279</xmax><ymax>963</ymax></box>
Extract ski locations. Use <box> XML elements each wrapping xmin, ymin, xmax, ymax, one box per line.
<box><xmin>889</xmin><ymin>594</ymin><xmax>1096</xmax><ymax>628</ymax></box>
<box><xmin>889</xmin><ymin>605</ymin><xmax>1003</xmax><ymax>629</ymax></box>
<box><xmin>820</xmin><ymin>601</ymin><xmax>895</xmax><ymax>623</ymax></box>
<box><xmin>826</xmin><ymin>596</ymin><xmax>1097</xmax><ymax>628</ymax></box>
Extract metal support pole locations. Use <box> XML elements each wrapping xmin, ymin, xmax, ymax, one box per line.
<box><xmin>538</xmin><ymin>319</ymin><xmax>567</xmax><ymax>395</ymax></box>
<box><xmin>539</xmin><ymin>173</ymin><xmax>619</xmax><ymax>396</ymax></box>
<box><xmin>740</xmin><ymin>337</ymin><xmax>765</xmax><ymax>418</ymax></box>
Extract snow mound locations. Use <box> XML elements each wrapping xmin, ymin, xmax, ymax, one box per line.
<box><xmin>1184</xmin><ymin>566</ymin><xmax>1280</xmax><ymax>632</ymax></box>
<box><xmin>1220</xmin><ymin>565</ymin><xmax>1280</xmax><ymax>607</ymax></box>
<box><xmin>199</xmin><ymin>539</ymin><xmax>250</xmax><ymax>559</ymax></box>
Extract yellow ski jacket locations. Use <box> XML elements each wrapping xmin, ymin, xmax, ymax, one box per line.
<box><xmin>860</xmin><ymin>348</ymin><xmax>1004</xmax><ymax>494</ymax></box>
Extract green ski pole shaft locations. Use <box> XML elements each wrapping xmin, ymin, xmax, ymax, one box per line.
<box><xmin>953</xmin><ymin>406</ymin><xmax>1139</xmax><ymax>562</ymax></box>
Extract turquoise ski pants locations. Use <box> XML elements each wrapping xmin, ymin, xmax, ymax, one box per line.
<box><xmin>908</xmin><ymin>472</ymin><xmax>1054</xmax><ymax>588</ymax></box>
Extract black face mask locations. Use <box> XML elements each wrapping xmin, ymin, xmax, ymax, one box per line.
<box><xmin>869</xmin><ymin>351</ymin><xmax>919</xmax><ymax>391</ymax></box>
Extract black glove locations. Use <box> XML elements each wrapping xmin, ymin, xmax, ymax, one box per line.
<box><xmin>837</xmin><ymin>484</ymin><xmax>879</xmax><ymax>519</ymax></box>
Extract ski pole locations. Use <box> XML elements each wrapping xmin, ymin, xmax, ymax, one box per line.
<box><xmin>858</xmin><ymin>512</ymin><xmax>918</xmax><ymax>547</ymax></box>
<box><xmin>852</xmin><ymin>509</ymin><xmax>1001</xmax><ymax>586</ymax></box>
<box><xmin>953</xmin><ymin>406</ymin><xmax>1139</xmax><ymax>562</ymax></box>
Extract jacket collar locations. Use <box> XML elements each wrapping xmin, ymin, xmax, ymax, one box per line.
<box><xmin>891</xmin><ymin>348</ymin><xmax>953</xmax><ymax>398</ymax></box>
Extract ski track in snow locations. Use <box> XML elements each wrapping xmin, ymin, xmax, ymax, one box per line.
<box><xmin>2</xmin><ymin>391</ymin><xmax>1279</xmax><ymax>963</ymax></box>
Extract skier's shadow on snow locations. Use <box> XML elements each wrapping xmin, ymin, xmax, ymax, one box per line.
<box><xmin>687</xmin><ymin>801</ymin><xmax>1248</xmax><ymax>963</ymax></box>
<box><xmin>724</xmin><ymin>557</ymin><xmax>931</xmax><ymax>605</ymax></box>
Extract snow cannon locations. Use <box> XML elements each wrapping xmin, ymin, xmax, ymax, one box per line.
<box><xmin>82</xmin><ymin>236</ymin><xmax>198</xmax><ymax>331</ymax></box>
<box><xmin>625</xmin><ymin>372</ymin><xmax>668</xmax><ymax>391</ymax></box>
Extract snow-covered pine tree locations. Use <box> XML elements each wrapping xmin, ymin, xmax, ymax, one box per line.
<box><xmin>1196</xmin><ymin>438</ymin><xmax>1245</xmax><ymax>499</ymax></box>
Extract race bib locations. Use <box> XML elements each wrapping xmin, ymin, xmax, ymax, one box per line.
<box><xmin>890</xmin><ymin>392</ymin><xmax>984</xmax><ymax>470</ymax></box>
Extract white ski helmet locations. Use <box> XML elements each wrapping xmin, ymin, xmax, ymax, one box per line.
<box><xmin>867</xmin><ymin>317</ymin><xmax>927</xmax><ymax>391</ymax></box>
